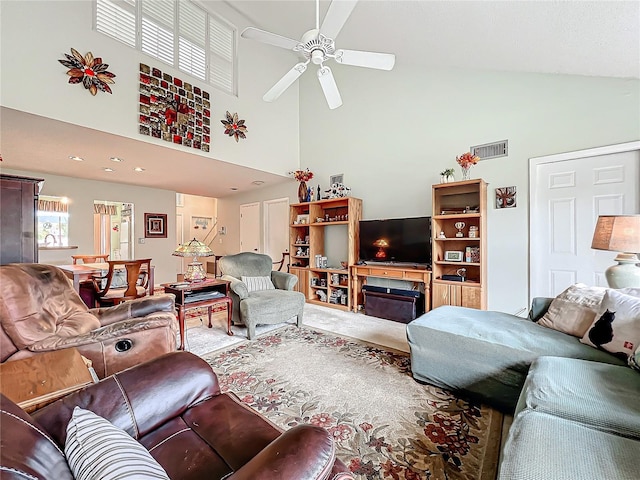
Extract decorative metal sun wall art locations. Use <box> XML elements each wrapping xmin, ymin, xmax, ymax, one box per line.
<box><xmin>138</xmin><ymin>63</ymin><xmax>211</xmax><ymax>152</ymax></box>
<box><xmin>58</xmin><ymin>48</ymin><xmax>116</xmax><ymax>95</ymax></box>
<box><xmin>221</xmin><ymin>111</ymin><xmax>247</xmax><ymax>142</ymax></box>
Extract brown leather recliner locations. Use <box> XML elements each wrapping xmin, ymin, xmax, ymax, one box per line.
<box><xmin>0</xmin><ymin>263</ymin><xmax>178</xmax><ymax>378</ymax></box>
<box><xmin>0</xmin><ymin>351</ymin><xmax>354</xmax><ymax>479</ymax></box>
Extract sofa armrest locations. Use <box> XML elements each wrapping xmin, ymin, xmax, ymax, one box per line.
<box><xmin>528</xmin><ymin>297</ymin><xmax>554</xmax><ymax>322</ymax></box>
<box><xmin>91</xmin><ymin>294</ymin><xmax>176</xmax><ymax>326</ymax></box>
<box><xmin>271</xmin><ymin>271</ymin><xmax>297</xmax><ymax>291</ymax></box>
<box><xmin>32</xmin><ymin>352</ymin><xmax>219</xmax><ymax>448</ymax></box>
<box><xmin>221</xmin><ymin>275</ymin><xmax>249</xmax><ymax>299</ymax></box>
<box><xmin>229</xmin><ymin>425</ymin><xmax>342</xmax><ymax>480</ymax></box>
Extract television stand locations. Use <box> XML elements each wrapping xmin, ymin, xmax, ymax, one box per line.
<box><xmin>351</xmin><ymin>264</ymin><xmax>431</xmax><ymax>314</ymax></box>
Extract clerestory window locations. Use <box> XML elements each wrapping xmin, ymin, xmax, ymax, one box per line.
<box><xmin>94</xmin><ymin>0</ymin><xmax>237</xmax><ymax>95</ymax></box>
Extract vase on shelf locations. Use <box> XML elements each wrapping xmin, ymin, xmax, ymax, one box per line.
<box><xmin>297</xmin><ymin>181</ymin><xmax>308</xmax><ymax>203</ymax></box>
<box><xmin>461</xmin><ymin>166</ymin><xmax>472</xmax><ymax>181</ymax></box>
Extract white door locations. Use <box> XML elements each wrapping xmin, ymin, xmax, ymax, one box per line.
<box><xmin>240</xmin><ymin>202</ymin><xmax>260</xmax><ymax>253</ymax></box>
<box><xmin>264</xmin><ymin>198</ymin><xmax>289</xmax><ymax>267</ymax></box>
<box><xmin>530</xmin><ymin>144</ymin><xmax>640</xmax><ymax>299</ymax></box>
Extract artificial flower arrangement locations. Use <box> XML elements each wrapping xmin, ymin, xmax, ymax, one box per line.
<box><xmin>456</xmin><ymin>152</ymin><xmax>480</xmax><ymax>168</ymax></box>
<box><xmin>290</xmin><ymin>168</ymin><xmax>314</xmax><ymax>182</ymax></box>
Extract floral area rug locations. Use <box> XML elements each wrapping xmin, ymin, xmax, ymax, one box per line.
<box><xmin>203</xmin><ymin>326</ymin><xmax>503</xmax><ymax>480</ymax></box>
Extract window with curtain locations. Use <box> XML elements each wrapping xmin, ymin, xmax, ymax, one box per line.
<box><xmin>38</xmin><ymin>196</ymin><xmax>69</xmax><ymax>246</ymax></box>
<box><xmin>95</xmin><ymin>0</ymin><xmax>237</xmax><ymax>95</ymax></box>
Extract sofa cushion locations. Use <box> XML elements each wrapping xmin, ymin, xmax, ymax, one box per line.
<box><xmin>407</xmin><ymin>306</ymin><xmax>626</xmax><ymax>412</ymax></box>
<box><xmin>516</xmin><ymin>356</ymin><xmax>640</xmax><ymax>439</ymax></box>
<box><xmin>0</xmin><ymin>264</ymin><xmax>100</xmax><ymax>349</ymax></box>
<box><xmin>537</xmin><ymin>283</ymin><xmax>606</xmax><ymax>337</ymax></box>
<box><xmin>630</xmin><ymin>345</ymin><xmax>640</xmax><ymax>371</ymax></box>
<box><xmin>580</xmin><ymin>289</ymin><xmax>640</xmax><ymax>359</ymax></box>
<box><xmin>242</xmin><ymin>276</ymin><xmax>275</xmax><ymax>292</ymax></box>
<box><xmin>65</xmin><ymin>407</ymin><xmax>170</xmax><ymax>480</ymax></box>
<box><xmin>498</xmin><ymin>410</ymin><xmax>640</xmax><ymax>480</ymax></box>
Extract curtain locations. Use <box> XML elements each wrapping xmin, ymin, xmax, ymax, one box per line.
<box><xmin>38</xmin><ymin>199</ymin><xmax>68</xmax><ymax>213</ymax></box>
<box><xmin>93</xmin><ymin>203</ymin><xmax>118</xmax><ymax>215</ymax></box>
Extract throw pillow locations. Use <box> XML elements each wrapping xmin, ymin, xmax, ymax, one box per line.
<box><xmin>629</xmin><ymin>345</ymin><xmax>640</xmax><ymax>372</ymax></box>
<box><xmin>65</xmin><ymin>407</ymin><xmax>169</xmax><ymax>480</ymax></box>
<box><xmin>537</xmin><ymin>283</ymin><xmax>607</xmax><ymax>337</ymax></box>
<box><xmin>242</xmin><ymin>275</ymin><xmax>275</xmax><ymax>292</ymax></box>
<box><xmin>580</xmin><ymin>290</ymin><xmax>640</xmax><ymax>359</ymax></box>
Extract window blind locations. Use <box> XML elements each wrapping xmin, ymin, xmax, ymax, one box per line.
<box><xmin>94</xmin><ymin>0</ymin><xmax>236</xmax><ymax>95</ymax></box>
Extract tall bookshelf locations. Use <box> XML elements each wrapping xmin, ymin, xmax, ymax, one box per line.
<box><xmin>431</xmin><ymin>179</ymin><xmax>487</xmax><ymax>309</ymax></box>
<box><xmin>289</xmin><ymin>197</ymin><xmax>362</xmax><ymax>311</ymax></box>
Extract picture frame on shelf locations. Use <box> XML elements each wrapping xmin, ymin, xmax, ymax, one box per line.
<box><xmin>144</xmin><ymin>213</ymin><xmax>167</xmax><ymax>238</ymax></box>
<box><xmin>330</xmin><ymin>173</ymin><xmax>344</xmax><ymax>186</ymax></box>
<box><xmin>444</xmin><ymin>250</ymin><xmax>464</xmax><ymax>262</ymax></box>
<box><xmin>295</xmin><ymin>214</ymin><xmax>310</xmax><ymax>225</ymax></box>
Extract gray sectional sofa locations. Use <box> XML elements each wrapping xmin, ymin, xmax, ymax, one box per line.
<box><xmin>406</xmin><ymin>298</ymin><xmax>640</xmax><ymax>480</ymax></box>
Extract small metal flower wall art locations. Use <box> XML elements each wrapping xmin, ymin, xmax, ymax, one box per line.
<box><xmin>58</xmin><ymin>48</ymin><xmax>116</xmax><ymax>96</ymax></box>
<box><xmin>221</xmin><ymin>111</ymin><xmax>247</xmax><ymax>142</ymax></box>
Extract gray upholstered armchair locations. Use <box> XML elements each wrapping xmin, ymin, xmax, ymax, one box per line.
<box><xmin>218</xmin><ymin>252</ymin><xmax>305</xmax><ymax>339</ymax></box>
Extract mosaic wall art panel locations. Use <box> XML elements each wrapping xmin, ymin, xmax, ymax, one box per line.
<box><xmin>138</xmin><ymin>63</ymin><xmax>210</xmax><ymax>152</ymax></box>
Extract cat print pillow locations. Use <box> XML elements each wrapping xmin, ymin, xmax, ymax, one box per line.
<box><xmin>580</xmin><ymin>289</ymin><xmax>640</xmax><ymax>360</ymax></box>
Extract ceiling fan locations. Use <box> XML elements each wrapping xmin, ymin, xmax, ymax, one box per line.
<box><xmin>241</xmin><ymin>0</ymin><xmax>395</xmax><ymax>109</ymax></box>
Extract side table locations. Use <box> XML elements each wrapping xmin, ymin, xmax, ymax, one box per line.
<box><xmin>0</xmin><ymin>348</ymin><xmax>97</xmax><ymax>412</ymax></box>
<box><xmin>163</xmin><ymin>278</ymin><xmax>232</xmax><ymax>351</ymax></box>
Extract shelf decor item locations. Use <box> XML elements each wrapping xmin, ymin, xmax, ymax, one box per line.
<box><xmin>290</xmin><ymin>169</ymin><xmax>314</xmax><ymax>203</ymax></box>
<box><xmin>456</xmin><ymin>152</ymin><xmax>480</xmax><ymax>180</ymax></box>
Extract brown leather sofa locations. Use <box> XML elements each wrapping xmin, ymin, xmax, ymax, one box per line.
<box><xmin>0</xmin><ymin>263</ymin><xmax>178</xmax><ymax>378</ymax></box>
<box><xmin>0</xmin><ymin>351</ymin><xmax>353</xmax><ymax>479</ymax></box>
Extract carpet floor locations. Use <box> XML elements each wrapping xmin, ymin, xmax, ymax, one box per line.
<box><xmin>202</xmin><ymin>325</ymin><xmax>503</xmax><ymax>480</ymax></box>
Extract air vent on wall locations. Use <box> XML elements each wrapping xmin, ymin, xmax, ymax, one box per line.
<box><xmin>471</xmin><ymin>140</ymin><xmax>508</xmax><ymax>160</ymax></box>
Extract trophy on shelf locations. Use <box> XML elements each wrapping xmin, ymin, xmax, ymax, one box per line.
<box><xmin>454</xmin><ymin>221</ymin><xmax>466</xmax><ymax>237</ymax></box>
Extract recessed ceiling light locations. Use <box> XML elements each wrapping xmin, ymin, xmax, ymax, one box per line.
<box><xmin>230</xmin><ymin>187</ymin><xmax>238</xmax><ymax>191</ymax></box>
<box><xmin>103</xmin><ymin>167</ymin><xmax>114</xmax><ymax>172</ymax></box>
<box><xmin>69</xmin><ymin>155</ymin><xmax>84</xmax><ymax>161</ymax></box>
<box><xmin>252</xmin><ymin>180</ymin><xmax>265</xmax><ymax>185</ymax></box>
<box><xmin>134</xmin><ymin>167</ymin><xmax>145</xmax><ymax>172</ymax></box>
<box><xmin>110</xmin><ymin>157</ymin><xmax>124</xmax><ymax>162</ymax></box>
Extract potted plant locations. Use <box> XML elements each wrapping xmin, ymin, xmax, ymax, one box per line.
<box><xmin>440</xmin><ymin>168</ymin><xmax>455</xmax><ymax>183</ymax></box>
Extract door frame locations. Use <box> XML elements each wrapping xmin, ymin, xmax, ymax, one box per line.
<box><xmin>528</xmin><ymin>140</ymin><xmax>640</xmax><ymax>300</ymax></box>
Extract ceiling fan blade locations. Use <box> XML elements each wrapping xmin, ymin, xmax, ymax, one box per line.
<box><xmin>320</xmin><ymin>0</ymin><xmax>358</xmax><ymax>40</ymax></box>
<box><xmin>263</xmin><ymin>62</ymin><xmax>308</xmax><ymax>102</ymax></box>
<box><xmin>317</xmin><ymin>66</ymin><xmax>342</xmax><ymax>109</ymax></box>
<box><xmin>334</xmin><ymin>49</ymin><xmax>395</xmax><ymax>71</ymax></box>
<box><xmin>241</xmin><ymin>27</ymin><xmax>299</xmax><ymax>50</ymax></box>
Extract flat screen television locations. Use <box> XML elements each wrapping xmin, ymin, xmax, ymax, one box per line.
<box><xmin>358</xmin><ymin>216</ymin><xmax>431</xmax><ymax>266</ymax></box>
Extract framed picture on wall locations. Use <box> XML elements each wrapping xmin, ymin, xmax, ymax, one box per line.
<box><xmin>144</xmin><ymin>213</ymin><xmax>167</xmax><ymax>238</ymax></box>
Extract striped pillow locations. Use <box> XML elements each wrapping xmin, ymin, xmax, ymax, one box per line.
<box><xmin>242</xmin><ymin>275</ymin><xmax>275</xmax><ymax>292</ymax></box>
<box><xmin>65</xmin><ymin>407</ymin><xmax>169</xmax><ymax>480</ymax></box>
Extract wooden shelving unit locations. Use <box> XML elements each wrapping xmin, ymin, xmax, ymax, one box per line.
<box><xmin>431</xmin><ymin>179</ymin><xmax>487</xmax><ymax>309</ymax></box>
<box><xmin>289</xmin><ymin>197</ymin><xmax>362</xmax><ymax>311</ymax></box>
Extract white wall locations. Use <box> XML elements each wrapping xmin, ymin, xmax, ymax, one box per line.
<box><xmin>0</xmin><ymin>0</ymin><xmax>300</xmax><ymax>175</ymax></box>
<box><xmin>2</xmin><ymin>167</ymin><xmax>178</xmax><ymax>286</ymax></box>
<box><xmin>296</xmin><ymin>64</ymin><xmax>640</xmax><ymax>314</ymax></box>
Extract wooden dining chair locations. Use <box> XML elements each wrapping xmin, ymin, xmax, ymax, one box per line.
<box><xmin>91</xmin><ymin>259</ymin><xmax>151</xmax><ymax>307</ymax></box>
<box><xmin>72</xmin><ymin>254</ymin><xmax>110</xmax><ymax>264</ymax></box>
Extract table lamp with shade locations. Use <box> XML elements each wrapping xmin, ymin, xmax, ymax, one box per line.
<box><xmin>591</xmin><ymin>215</ymin><xmax>640</xmax><ymax>288</ymax></box>
<box><xmin>172</xmin><ymin>238</ymin><xmax>214</xmax><ymax>282</ymax></box>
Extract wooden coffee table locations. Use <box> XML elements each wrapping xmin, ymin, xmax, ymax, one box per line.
<box><xmin>0</xmin><ymin>348</ymin><xmax>97</xmax><ymax>412</ymax></box>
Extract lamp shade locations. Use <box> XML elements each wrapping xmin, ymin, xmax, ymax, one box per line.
<box><xmin>172</xmin><ymin>238</ymin><xmax>213</xmax><ymax>282</ymax></box>
<box><xmin>172</xmin><ymin>238</ymin><xmax>214</xmax><ymax>258</ymax></box>
<box><xmin>591</xmin><ymin>215</ymin><xmax>640</xmax><ymax>253</ymax></box>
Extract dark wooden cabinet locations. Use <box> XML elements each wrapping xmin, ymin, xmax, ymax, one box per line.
<box><xmin>0</xmin><ymin>174</ymin><xmax>43</xmax><ymax>265</ymax></box>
